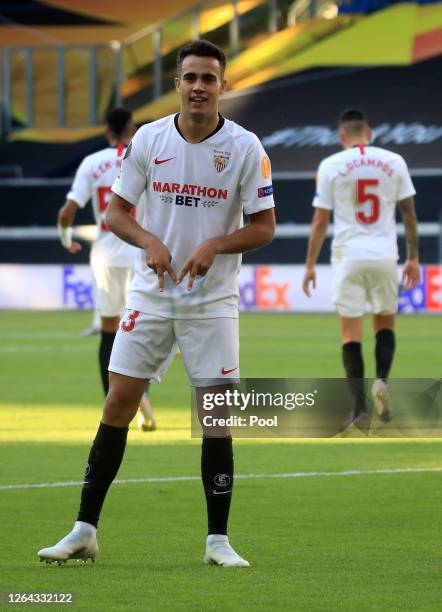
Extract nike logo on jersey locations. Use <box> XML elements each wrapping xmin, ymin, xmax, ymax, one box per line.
<box><xmin>154</xmin><ymin>157</ymin><xmax>175</xmax><ymax>165</ymax></box>
<box><xmin>213</xmin><ymin>490</ymin><xmax>232</xmax><ymax>495</ymax></box>
<box><xmin>221</xmin><ymin>367</ymin><xmax>238</xmax><ymax>375</ymax></box>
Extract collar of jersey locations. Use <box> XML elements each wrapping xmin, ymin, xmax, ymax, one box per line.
<box><xmin>174</xmin><ymin>113</ymin><xmax>225</xmax><ymax>143</ymax></box>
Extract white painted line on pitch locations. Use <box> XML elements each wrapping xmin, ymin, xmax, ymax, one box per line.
<box><xmin>1</xmin><ymin>466</ymin><xmax>441</xmax><ymax>491</ymax></box>
<box><xmin>0</xmin><ymin>345</ymin><xmax>94</xmax><ymax>353</ymax></box>
<box><xmin>0</xmin><ymin>332</ymin><xmax>82</xmax><ymax>339</ymax></box>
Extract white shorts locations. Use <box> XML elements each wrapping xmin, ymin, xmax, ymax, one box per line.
<box><xmin>91</xmin><ymin>264</ymin><xmax>133</xmax><ymax>318</ymax></box>
<box><xmin>332</xmin><ymin>260</ymin><xmax>398</xmax><ymax>317</ymax></box>
<box><xmin>109</xmin><ymin>310</ymin><xmax>240</xmax><ymax>387</ymax></box>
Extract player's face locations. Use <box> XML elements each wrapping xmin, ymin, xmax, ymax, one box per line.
<box><xmin>175</xmin><ymin>55</ymin><xmax>226</xmax><ymax>120</ymax></box>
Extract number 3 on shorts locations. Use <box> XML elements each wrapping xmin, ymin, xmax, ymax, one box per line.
<box><xmin>121</xmin><ymin>310</ymin><xmax>141</xmax><ymax>332</ymax></box>
<box><xmin>355</xmin><ymin>179</ymin><xmax>380</xmax><ymax>224</ymax></box>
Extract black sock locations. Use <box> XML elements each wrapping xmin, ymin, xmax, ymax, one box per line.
<box><xmin>99</xmin><ymin>331</ymin><xmax>116</xmax><ymax>396</ymax></box>
<box><xmin>77</xmin><ymin>422</ymin><xmax>128</xmax><ymax>528</ymax></box>
<box><xmin>342</xmin><ymin>342</ymin><xmax>366</xmax><ymax>416</ymax></box>
<box><xmin>201</xmin><ymin>437</ymin><xmax>234</xmax><ymax>536</ymax></box>
<box><xmin>375</xmin><ymin>329</ymin><xmax>395</xmax><ymax>380</ymax></box>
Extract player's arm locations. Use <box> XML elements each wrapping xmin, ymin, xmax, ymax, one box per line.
<box><xmin>303</xmin><ymin>162</ymin><xmax>332</xmax><ymax>297</ymax></box>
<box><xmin>57</xmin><ymin>199</ymin><xmax>82</xmax><ymax>253</ymax></box>
<box><xmin>302</xmin><ymin>208</ymin><xmax>330</xmax><ymax>297</ymax></box>
<box><xmin>398</xmin><ymin>196</ymin><xmax>420</xmax><ymax>290</ymax></box>
<box><xmin>196</xmin><ymin>208</ymin><xmax>275</xmax><ymax>254</ymax></box>
<box><xmin>177</xmin><ymin>209</ymin><xmax>275</xmax><ymax>290</ymax></box>
<box><xmin>107</xmin><ymin>194</ymin><xmax>177</xmax><ymax>290</ymax></box>
<box><xmin>59</xmin><ymin>156</ymin><xmax>94</xmax><ymax>253</ymax></box>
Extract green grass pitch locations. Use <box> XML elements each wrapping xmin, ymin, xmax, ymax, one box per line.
<box><xmin>0</xmin><ymin>311</ymin><xmax>441</xmax><ymax>611</ymax></box>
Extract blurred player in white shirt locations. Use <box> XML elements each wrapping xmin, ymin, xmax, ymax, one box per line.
<box><xmin>39</xmin><ymin>40</ymin><xmax>275</xmax><ymax>568</ymax></box>
<box><xmin>303</xmin><ymin>109</ymin><xmax>420</xmax><ymax>430</ymax></box>
<box><xmin>56</xmin><ymin>108</ymin><xmax>157</xmax><ymax>431</ymax></box>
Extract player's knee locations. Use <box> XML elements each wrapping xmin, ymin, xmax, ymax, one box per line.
<box><xmin>103</xmin><ymin>385</ymin><xmax>139</xmax><ymax>426</ymax></box>
<box><xmin>101</xmin><ymin>316</ymin><xmax>120</xmax><ymax>333</ymax></box>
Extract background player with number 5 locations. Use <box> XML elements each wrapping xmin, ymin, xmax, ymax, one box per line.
<box><xmin>302</xmin><ymin>109</ymin><xmax>420</xmax><ymax>430</ymax></box>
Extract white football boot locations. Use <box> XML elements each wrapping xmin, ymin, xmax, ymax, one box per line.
<box><xmin>37</xmin><ymin>527</ymin><xmax>98</xmax><ymax>565</ymax></box>
<box><xmin>204</xmin><ymin>536</ymin><xmax>250</xmax><ymax>567</ymax></box>
<box><xmin>371</xmin><ymin>378</ymin><xmax>392</xmax><ymax>423</ymax></box>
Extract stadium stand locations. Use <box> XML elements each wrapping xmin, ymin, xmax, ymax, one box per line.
<box><xmin>1</xmin><ymin>0</ymin><xmax>271</xmax><ymax>133</ymax></box>
<box><xmin>2</xmin><ymin>1</ymin><xmax>441</xmax><ymax>140</ymax></box>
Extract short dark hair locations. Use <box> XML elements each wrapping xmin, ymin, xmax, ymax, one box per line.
<box><xmin>177</xmin><ymin>39</ymin><xmax>226</xmax><ymax>75</ymax></box>
<box><xmin>339</xmin><ymin>108</ymin><xmax>369</xmax><ymax>135</ymax></box>
<box><xmin>339</xmin><ymin>108</ymin><xmax>368</xmax><ymax>125</ymax></box>
<box><xmin>105</xmin><ymin>107</ymin><xmax>133</xmax><ymax>137</ymax></box>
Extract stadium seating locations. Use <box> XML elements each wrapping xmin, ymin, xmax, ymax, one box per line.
<box><xmin>7</xmin><ymin>47</ymin><xmax>115</xmax><ymax>129</ymax></box>
<box><xmin>2</xmin><ymin>0</ymin><xmax>267</xmax><ymax>133</ymax></box>
<box><xmin>2</xmin><ymin>2</ymin><xmax>442</xmax><ymax>142</ymax></box>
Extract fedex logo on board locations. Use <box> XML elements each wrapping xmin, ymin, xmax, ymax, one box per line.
<box><xmin>398</xmin><ymin>266</ymin><xmax>442</xmax><ymax>313</ymax></box>
<box><xmin>62</xmin><ymin>267</ymin><xmax>94</xmax><ymax>309</ymax></box>
<box><xmin>426</xmin><ymin>266</ymin><xmax>442</xmax><ymax>311</ymax></box>
<box><xmin>239</xmin><ymin>266</ymin><xmax>290</xmax><ymax>310</ymax></box>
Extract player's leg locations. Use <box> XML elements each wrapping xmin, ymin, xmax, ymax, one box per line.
<box><xmin>37</xmin><ymin>372</ymin><xmax>146</xmax><ymax>564</ymax></box>
<box><xmin>176</xmin><ymin>317</ymin><xmax>249</xmax><ymax>567</ymax></box>
<box><xmin>79</xmin><ymin>313</ymin><xmax>173</xmax><ymax>530</ymax></box>
<box><xmin>95</xmin><ymin>266</ymin><xmax>131</xmax><ymax>396</ymax></box>
<box><xmin>37</xmin><ymin>312</ymin><xmax>174</xmax><ymax>564</ymax></box>
<box><xmin>75</xmin><ymin>372</ymin><xmax>145</xmax><ymax>529</ymax></box>
<box><xmin>137</xmin><ymin>389</ymin><xmax>156</xmax><ymax>431</ymax></box>
<box><xmin>333</xmin><ymin>262</ymin><xmax>368</xmax><ymax>428</ymax></box>
<box><xmin>340</xmin><ymin>316</ymin><xmax>368</xmax><ymax>424</ymax></box>
<box><xmin>373</xmin><ymin>313</ymin><xmax>396</xmax><ymax>380</ymax></box>
<box><xmin>136</xmin><ymin>341</ymin><xmax>176</xmax><ymax>431</ymax></box>
<box><xmin>99</xmin><ymin>315</ymin><xmax>120</xmax><ymax>396</ymax></box>
<box><xmin>84</xmin><ymin>311</ymin><xmax>173</xmax><ymax>520</ymax></box>
<box><xmin>368</xmin><ymin>261</ymin><xmax>398</xmax><ymax>421</ymax></box>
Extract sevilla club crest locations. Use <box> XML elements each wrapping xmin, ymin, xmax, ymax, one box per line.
<box><xmin>213</xmin><ymin>153</ymin><xmax>230</xmax><ymax>173</ymax></box>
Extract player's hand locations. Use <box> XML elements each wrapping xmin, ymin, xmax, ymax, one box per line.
<box><xmin>177</xmin><ymin>239</ymin><xmax>218</xmax><ymax>291</ymax></box>
<box><xmin>402</xmin><ymin>259</ymin><xmax>420</xmax><ymax>291</ymax></box>
<box><xmin>66</xmin><ymin>241</ymin><xmax>82</xmax><ymax>254</ymax></box>
<box><xmin>145</xmin><ymin>237</ymin><xmax>177</xmax><ymax>292</ymax></box>
<box><xmin>302</xmin><ymin>266</ymin><xmax>316</xmax><ymax>297</ymax></box>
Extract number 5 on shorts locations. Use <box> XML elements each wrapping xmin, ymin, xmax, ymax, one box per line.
<box><xmin>355</xmin><ymin>179</ymin><xmax>380</xmax><ymax>224</ymax></box>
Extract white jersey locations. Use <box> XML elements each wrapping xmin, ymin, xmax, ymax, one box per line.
<box><xmin>313</xmin><ymin>145</ymin><xmax>416</xmax><ymax>262</ymax></box>
<box><xmin>67</xmin><ymin>145</ymin><xmax>140</xmax><ymax>268</ymax></box>
<box><xmin>112</xmin><ymin>114</ymin><xmax>275</xmax><ymax>318</ymax></box>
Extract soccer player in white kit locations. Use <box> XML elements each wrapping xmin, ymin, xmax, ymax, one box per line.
<box><xmin>303</xmin><ymin>109</ymin><xmax>420</xmax><ymax>429</ymax></box>
<box><xmin>57</xmin><ymin>108</ymin><xmax>157</xmax><ymax>430</ymax></box>
<box><xmin>38</xmin><ymin>40</ymin><xmax>275</xmax><ymax>567</ymax></box>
